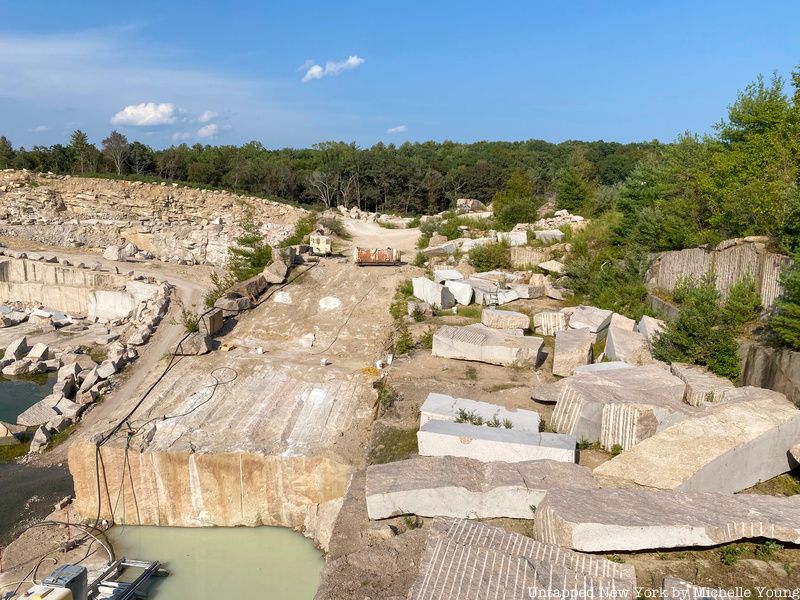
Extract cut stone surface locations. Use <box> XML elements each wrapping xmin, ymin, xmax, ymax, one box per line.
<box><xmin>432</xmin><ymin>269</ymin><xmax>464</xmax><ymax>284</ymax></box>
<box><xmin>17</xmin><ymin>393</ymin><xmax>62</xmax><ymax>426</ymax></box>
<box><xmin>563</xmin><ymin>306</ymin><xmax>612</xmax><ymax>333</ymax></box>
<box><xmin>3</xmin><ymin>335</ymin><xmax>29</xmax><ymax>361</ymax></box>
<box><xmin>464</xmin><ymin>277</ymin><xmax>499</xmax><ymax>305</ymax></box>
<box><xmin>26</xmin><ymin>342</ymin><xmax>50</xmax><ymax>361</ymax></box>
<box><xmin>534</xmin><ymin>229</ymin><xmax>565</xmax><ymax>243</ymax></box>
<box><xmin>418</xmin><ymin>420</ymin><xmax>576</xmax><ymax>463</ymax></box>
<box><xmin>2</xmin><ymin>359</ymin><xmax>30</xmax><ymax>376</ymax></box>
<box><xmin>420</xmin><ymin>392</ymin><xmax>540</xmax><ymax>433</ymax></box>
<box><xmin>496</xmin><ymin>230</ymin><xmax>527</xmax><ymax>246</ymax></box>
<box><xmin>533</xmin><ymin>311</ymin><xmax>568</xmax><ymax>336</ymax></box>
<box><xmin>550</xmin><ymin>364</ymin><xmax>689</xmax><ymax>450</ymax></box>
<box><xmin>432</xmin><ymin>324</ymin><xmax>544</xmax><ymax>367</ymax></box>
<box><xmin>670</xmin><ymin>362</ymin><xmax>735</xmax><ymax>406</ymax></box>
<box><xmin>535</xmin><ymin>487</ymin><xmax>800</xmax><ymax>552</ymax></box>
<box><xmin>604</xmin><ymin>326</ymin><xmax>652</xmax><ymax>365</ymax></box>
<box><xmin>538</xmin><ymin>260</ymin><xmax>565</xmax><ymax>274</ymax></box>
<box><xmin>594</xmin><ymin>387</ymin><xmax>800</xmax><ymax>493</ymax></box>
<box><xmin>407</xmin><ymin>517</ymin><xmax>636</xmax><ymax>600</ymax></box>
<box><xmin>574</xmin><ymin>361</ymin><xmax>632</xmax><ymax>374</ymax></box>
<box><xmin>200</xmin><ymin>308</ymin><xmax>224</xmax><ymax>336</ymax></box>
<box><xmin>412</xmin><ymin>277</ymin><xmax>455</xmax><ymax>310</ymax></box>
<box><xmin>480</xmin><ymin>308</ymin><xmax>529</xmax><ymax>330</ymax></box>
<box><xmin>637</xmin><ymin>315</ymin><xmax>665</xmax><ymax>344</ymax></box>
<box><xmin>213</xmin><ymin>294</ymin><xmax>251</xmax><ymax>317</ymax></box>
<box><xmin>30</xmin><ymin>425</ymin><xmax>52</xmax><ymax>452</ymax></box>
<box><xmin>365</xmin><ymin>457</ymin><xmax>597</xmax><ymax>520</ymax></box>
<box><xmin>443</xmin><ymin>279</ymin><xmax>473</xmax><ymax>305</ymax></box>
<box><xmin>552</xmin><ymin>328</ymin><xmax>593</xmax><ymax>377</ymax></box>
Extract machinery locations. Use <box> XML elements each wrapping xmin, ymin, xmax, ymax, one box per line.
<box><xmin>10</xmin><ymin>559</ymin><xmax>166</xmax><ymax>600</ymax></box>
<box><xmin>309</xmin><ymin>234</ymin><xmax>332</xmax><ymax>256</ymax></box>
<box><xmin>353</xmin><ymin>247</ymin><xmax>402</xmax><ymax>266</ymax></box>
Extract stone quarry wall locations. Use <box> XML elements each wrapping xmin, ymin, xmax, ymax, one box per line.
<box><xmin>67</xmin><ymin>443</ymin><xmax>350</xmax><ymax>550</ymax></box>
<box><xmin>739</xmin><ymin>340</ymin><xmax>800</xmax><ymax>407</ymax></box>
<box><xmin>0</xmin><ymin>170</ymin><xmax>306</xmax><ymax>265</ymax></box>
<box><xmin>646</xmin><ymin>237</ymin><xmax>792</xmax><ymax>310</ymax></box>
<box><xmin>0</xmin><ymin>257</ymin><xmax>135</xmax><ymax>317</ymax></box>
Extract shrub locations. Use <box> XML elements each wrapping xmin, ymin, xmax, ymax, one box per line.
<box><xmin>469</xmin><ymin>241</ymin><xmax>511</xmax><ymax>271</ymax></box>
<box><xmin>494</xmin><ymin>196</ymin><xmax>540</xmax><ymax>231</ymax></box>
<box><xmin>754</xmin><ymin>540</ymin><xmax>783</xmax><ymax>561</ymax></box>
<box><xmin>720</xmin><ymin>275</ymin><xmax>762</xmax><ymax>332</ymax></box>
<box><xmin>414</xmin><ymin>251</ymin><xmax>427</xmax><ymax>267</ymax></box>
<box><xmin>181</xmin><ymin>309</ymin><xmax>200</xmax><ymax>333</ymax></box>
<box><xmin>464</xmin><ymin>365</ymin><xmax>478</xmax><ymax>380</ymax></box>
<box><xmin>610</xmin><ymin>444</ymin><xmax>623</xmax><ymax>456</ymax></box>
<box><xmin>280</xmin><ymin>213</ymin><xmax>317</xmax><ymax>247</ymax></box>
<box><xmin>455</xmin><ymin>409</ymin><xmax>484</xmax><ymax>426</ymax></box>
<box><xmin>377</xmin><ymin>382</ymin><xmax>400</xmax><ymax>410</ymax></box>
<box><xmin>393</xmin><ymin>321</ymin><xmax>414</xmax><ymax>355</ymax></box>
<box><xmin>227</xmin><ymin>216</ymin><xmax>273</xmax><ymax>282</ymax></box>
<box><xmin>418</xmin><ymin>327</ymin><xmax>435</xmax><ymax>349</ymax></box>
<box><xmin>770</xmin><ymin>257</ymin><xmax>800</xmax><ymax>350</ymax></box>
<box><xmin>317</xmin><ymin>216</ymin><xmax>351</xmax><ymax>239</ymax></box>
<box><xmin>718</xmin><ymin>544</ymin><xmax>746</xmax><ymax>566</ymax></box>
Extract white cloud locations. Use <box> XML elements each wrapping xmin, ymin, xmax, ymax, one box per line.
<box><xmin>111</xmin><ymin>102</ymin><xmax>177</xmax><ymax>126</ymax></box>
<box><xmin>171</xmin><ymin>131</ymin><xmax>192</xmax><ymax>142</ymax></box>
<box><xmin>386</xmin><ymin>125</ymin><xmax>408</xmax><ymax>134</ymax></box>
<box><xmin>197</xmin><ymin>123</ymin><xmax>219</xmax><ymax>138</ymax></box>
<box><xmin>301</xmin><ymin>55</ymin><xmax>365</xmax><ymax>82</ymax></box>
<box><xmin>198</xmin><ymin>110</ymin><xmax>217</xmax><ymax>123</ymax></box>
<box><xmin>31</xmin><ymin>125</ymin><xmax>49</xmax><ymax>133</ymax></box>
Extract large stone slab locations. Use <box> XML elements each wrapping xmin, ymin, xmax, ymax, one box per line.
<box><xmin>432</xmin><ymin>324</ymin><xmax>544</xmax><ymax>367</ymax></box>
<box><xmin>412</xmin><ymin>276</ymin><xmax>455</xmax><ymax>310</ymax></box>
<box><xmin>637</xmin><ymin>315</ymin><xmax>665</xmax><ymax>344</ymax></box>
<box><xmin>432</xmin><ymin>269</ymin><xmax>464</xmax><ymax>284</ymax></box>
<box><xmin>420</xmin><ymin>392</ymin><xmax>540</xmax><ymax>433</ymax></box>
<box><xmin>2</xmin><ymin>335</ymin><xmax>29</xmax><ymax>361</ymax></box>
<box><xmin>550</xmin><ymin>364</ymin><xmax>689</xmax><ymax>450</ymax></box>
<box><xmin>365</xmin><ymin>456</ymin><xmax>597</xmax><ymax>520</ymax></box>
<box><xmin>670</xmin><ymin>362</ymin><xmax>735</xmax><ymax>406</ymax></box>
<box><xmin>480</xmin><ymin>307</ymin><xmax>529</xmax><ymax>330</ymax></box>
<box><xmin>535</xmin><ymin>487</ymin><xmax>800</xmax><ymax>552</ymax></box>
<box><xmin>552</xmin><ymin>327</ymin><xmax>593</xmax><ymax>377</ymax></box>
<box><xmin>562</xmin><ymin>306</ymin><xmax>612</xmax><ymax>333</ymax></box>
<box><xmin>17</xmin><ymin>393</ymin><xmax>62</xmax><ymax>426</ymax></box>
<box><xmin>407</xmin><ymin>517</ymin><xmax>636</xmax><ymax>600</ymax></box>
<box><xmin>604</xmin><ymin>326</ymin><xmax>652</xmax><ymax>365</ymax></box>
<box><xmin>533</xmin><ymin>311</ymin><xmax>568</xmax><ymax>336</ymax></box>
<box><xmin>594</xmin><ymin>387</ymin><xmax>800</xmax><ymax>492</ymax></box>
<box><xmin>417</xmin><ymin>420</ymin><xmax>576</xmax><ymax>463</ymax></box>
<box><xmin>443</xmin><ymin>279</ymin><xmax>473</xmax><ymax>305</ymax></box>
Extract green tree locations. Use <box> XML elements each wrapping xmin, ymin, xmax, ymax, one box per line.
<box><xmin>770</xmin><ymin>257</ymin><xmax>800</xmax><ymax>350</ymax></box>
<box><xmin>128</xmin><ymin>141</ymin><xmax>155</xmax><ymax>175</ymax></box>
<box><xmin>0</xmin><ymin>136</ymin><xmax>14</xmax><ymax>168</ymax></box>
<box><xmin>102</xmin><ymin>130</ymin><xmax>129</xmax><ymax>175</ymax></box>
<box><xmin>491</xmin><ymin>170</ymin><xmax>539</xmax><ymax>230</ymax></box>
<box><xmin>556</xmin><ymin>151</ymin><xmax>594</xmax><ymax>212</ymax></box>
<box><xmin>69</xmin><ymin>130</ymin><xmax>92</xmax><ymax>174</ymax></box>
<box><xmin>227</xmin><ymin>217</ymin><xmax>273</xmax><ymax>282</ymax></box>
<box><xmin>720</xmin><ymin>275</ymin><xmax>762</xmax><ymax>333</ymax></box>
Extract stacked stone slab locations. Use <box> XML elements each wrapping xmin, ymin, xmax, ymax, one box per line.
<box><xmin>534</xmin><ymin>487</ymin><xmax>800</xmax><ymax>552</ymax></box>
<box><xmin>418</xmin><ymin>420</ymin><xmax>576</xmax><ymax>463</ymax></box>
<box><xmin>407</xmin><ymin>517</ymin><xmax>637</xmax><ymax>600</ymax></box>
<box><xmin>420</xmin><ymin>392</ymin><xmax>541</xmax><ymax>433</ymax></box>
<box><xmin>533</xmin><ymin>311</ymin><xmax>567</xmax><ymax>336</ymax></box>
<box><xmin>480</xmin><ymin>307</ymin><xmax>529</xmax><ymax>330</ymax></box>
<box><xmin>670</xmin><ymin>362</ymin><xmax>735</xmax><ymax>406</ymax></box>
<box><xmin>365</xmin><ymin>456</ymin><xmax>597</xmax><ymax>520</ymax></box>
<box><xmin>412</xmin><ymin>276</ymin><xmax>455</xmax><ymax>309</ymax></box>
<box><xmin>552</xmin><ymin>327</ymin><xmax>593</xmax><ymax>376</ymax></box>
<box><xmin>594</xmin><ymin>387</ymin><xmax>800</xmax><ymax>493</ymax></box>
<box><xmin>432</xmin><ymin>324</ymin><xmax>544</xmax><ymax>367</ymax></box>
<box><xmin>550</xmin><ymin>365</ymin><xmax>689</xmax><ymax>450</ymax></box>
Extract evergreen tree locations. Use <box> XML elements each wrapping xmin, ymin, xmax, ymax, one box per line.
<box><xmin>770</xmin><ymin>257</ymin><xmax>800</xmax><ymax>350</ymax></box>
<box><xmin>227</xmin><ymin>216</ymin><xmax>273</xmax><ymax>282</ymax></box>
<box><xmin>69</xmin><ymin>130</ymin><xmax>92</xmax><ymax>174</ymax></box>
<box><xmin>720</xmin><ymin>275</ymin><xmax>763</xmax><ymax>333</ymax></box>
<box><xmin>491</xmin><ymin>170</ymin><xmax>540</xmax><ymax>230</ymax></box>
<box><xmin>0</xmin><ymin>136</ymin><xmax>14</xmax><ymax>168</ymax></box>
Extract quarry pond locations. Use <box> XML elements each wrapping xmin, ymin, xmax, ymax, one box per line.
<box><xmin>109</xmin><ymin>525</ymin><xmax>324</xmax><ymax>598</ymax></box>
<box><xmin>0</xmin><ymin>372</ymin><xmax>55</xmax><ymax>423</ymax></box>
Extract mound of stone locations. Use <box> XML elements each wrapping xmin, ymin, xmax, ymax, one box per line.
<box><xmin>593</xmin><ymin>387</ymin><xmax>800</xmax><ymax>493</ymax></box>
<box><xmin>365</xmin><ymin>456</ymin><xmax>597</xmax><ymax>520</ymax></box>
<box><xmin>535</xmin><ymin>487</ymin><xmax>800</xmax><ymax>552</ymax></box>
<box><xmin>407</xmin><ymin>517</ymin><xmax>636</xmax><ymax>599</ymax></box>
<box><xmin>432</xmin><ymin>324</ymin><xmax>544</xmax><ymax>367</ymax></box>
<box><xmin>550</xmin><ymin>364</ymin><xmax>688</xmax><ymax>450</ymax></box>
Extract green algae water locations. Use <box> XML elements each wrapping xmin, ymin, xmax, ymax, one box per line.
<box><xmin>109</xmin><ymin>525</ymin><xmax>324</xmax><ymax>599</ymax></box>
<box><xmin>0</xmin><ymin>373</ymin><xmax>55</xmax><ymax>423</ymax></box>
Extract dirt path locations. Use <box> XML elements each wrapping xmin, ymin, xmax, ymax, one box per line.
<box><xmin>343</xmin><ymin>220</ymin><xmax>420</xmax><ymax>255</ymax></box>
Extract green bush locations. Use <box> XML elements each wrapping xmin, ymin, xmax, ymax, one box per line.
<box><xmin>227</xmin><ymin>217</ymin><xmax>273</xmax><ymax>281</ymax></box>
<box><xmin>393</xmin><ymin>321</ymin><xmax>414</xmax><ymax>355</ymax></box>
<box><xmin>469</xmin><ymin>241</ymin><xmax>511</xmax><ymax>271</ymax></box>
<box><xmin>720</xmin><ymin>275</ymin><xmax>762</xmax><ymax>332</ymax></box>
<box><xmin>280</xmin><ymin>213</ymin><xmax>317</xmax><ymax>247</ymax></box>
<box><xmin>418</xmin><ymin>327</ymin><xmax>435</xmax><ymax>349</ymax></box>
<box><xmin>770</xmin><ymin>257</ymin><xmax>800</xmax><ymax>350</ymax></box>
<box><xmin>718</xmin><ymin>544</ymin><xmax>746</xmax><ymax>566</ymax></box>
<box><xmin>317</xmin><ymin>216</ymin><xmax>351</xmax><ymax>239</ymax></box>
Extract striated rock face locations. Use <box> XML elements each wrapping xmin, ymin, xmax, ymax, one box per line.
<box><xmin>0</xmin><ymin>171</ymin><xmax>306</xmax><ymax>265</ymax></box>
<box><xmin>739</xmin><ymin>340</ymin><xmax>800</xmax><ymax>407</ymax></box>
<box><xmin>68</xmin><ymin>443</ymin><xmax>350</xmax><ymax>549</ymax></box>
<box><xmin>645</xmin><ymin>237</ymin><xmax>792</xmax><ymax>310</ymax></box>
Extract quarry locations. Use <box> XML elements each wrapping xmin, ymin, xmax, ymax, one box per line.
<box><xmin>0</xmin><ymin>169</ymin><xmax>799</xmax><ymax>600</ymax></box>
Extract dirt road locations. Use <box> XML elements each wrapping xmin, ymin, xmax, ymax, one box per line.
<box><xmin>343</xmin><ymin>220</ymin><xmax>420</xmax><ymax>255</ymax></box>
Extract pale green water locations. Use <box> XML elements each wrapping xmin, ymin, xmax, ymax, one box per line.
<box><xmin>108</xmin><ymin>526</ymin><xmax>324</xmax><ymax>599</ymax></box>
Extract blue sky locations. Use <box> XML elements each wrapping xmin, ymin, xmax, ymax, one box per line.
<box><xmin>1</xmin><ymin>1</ymin><xmax>798</xmax><ymax>149</ymax></box>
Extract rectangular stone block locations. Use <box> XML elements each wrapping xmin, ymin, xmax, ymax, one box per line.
<box><xmin>670</xmin><ymin>362</ymin><xmax>735</xmax><ymax>406</ymax></box>
<box><xmin>552</xmin><ymin>327</ymin><xmax>593</xmax><ymax>377</ymax></box>
<box><xmin>417</xmin><ymin>420</ymin><xmax>576</xmax><ymax>463</ymax></box>
<box><xmin>443</xmin><ymin>279</ymin><xmax>473</xmax><ymax>305</ymax></box>
<box><xmin>637</xmin><ymin>314</ymin><xmax>665</xmax><ymax>344</ymax></box>
<box><xmin>420</xmin><ymin>392</ymin><xmax>540</xmax><ymax>433</ymax></box>
<box><xmin>604</xmin><ymin>326</ymin><xmax>651</xmax><ymax>364</ymax></box>
<box><xmin>496</xmin><ymin>230</ymin><xmax>527</xmax><ymax>246</ymax></box>
<box><xmin>563</xmin><ymin>305</ymin><xmax>612</xmax><ymax>333</ymax></box>
<box><xmin>594</xmin><ymin>387</ymin><xmax>800</xmax><ymax>493</ymax></box>
<box><xmin>412</xmin><ymin>276</ymin><xmax>455</xmax><ymax>309</ymax></box>
<box><xmin>432</xmin><ymin>324</ymin><xmax>543</xmax><ymax>367</ymax></box>
<box><xmin>365</xmin><ymin>456</ymin><xmax>597</xmax><ymax>520</ymax></box>
<box><xmin>535</xmin><ymin>487</ymin><xmax>800</xmax><ymax>552</ymax></box>
<box><xmin>533</xmin><ymin>311</ymin><xmax>567</xmax><ymax>336</ymax></box>
<box><xmin>480</xmin><ymin>307</ymin><xmax>529</xmax><ymax>330</ymax></box>
<box><xmin>432</xmin><ymin>269</ymin><xmax>464</xmax><ymax>284</ymax></box>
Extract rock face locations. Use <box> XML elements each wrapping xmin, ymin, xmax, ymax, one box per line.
<box><xmin>552</xmin><ymin>328</ymin><xmax>593</xmax><ymax>377</ymax></box>
<box><xmin>432</xmin><ymin>324</ymin><xmax>544</xmax><ymax>367</ymax></box>
<box><xmin>407</xmin><ymin>518</ymin><xmax>636</xmax><ymax>600</ymax></box>
<box><xmin>420</xmin><ymin>392</ymin><xmax>541</xmax><ymax>433</ymax></box>
<box><xmin>412</xmin><ymin>277</ymin><xmax>455</xmax><ymax>310</ymax></box>
<box><xmin>365</xmin><ymin>457</ymin><xmax>597</xmax><ymax>520</ymax></box>
<box><xmin>670</xmin><ymin>362</ymin><xmax>735</xmax><ymax>406</ymax></box>
<box><xmin>417</xmin><ymin>420</ymin><xmax>576</xmax><ymax>463</ymax></box>
<box><xmin>480</xmin><ymin>307</ymin><xmax>529</xmax><ymax>330</ymax></box>
<box><xmin>594</xmin><ymin>387</ymin><xmax>800</xmax><ymax>492</ymax></box>
<box><xmin>739</xmin><ymin>340</ymin><xmax>800</xmax><ymax>406</ymax></box>
<box><xmin>550</xmin><ymin>365</ymin><xmax>689</xmax><ymax>450</ymax></box>
<box><xmin>646</xmin><ymin>237</ymin><xmax>792</xmax><ymax>310</ymax></box>
<box><xmin>535</xmin><ymin>487</ymin><xmax>800</xmax><ymax>552</ymax></box>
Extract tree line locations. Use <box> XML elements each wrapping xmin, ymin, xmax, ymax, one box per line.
<box><xmin>0</xmin><ymin>131</ymin><xmax>654</xmax><ymax>214</ymax></box>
